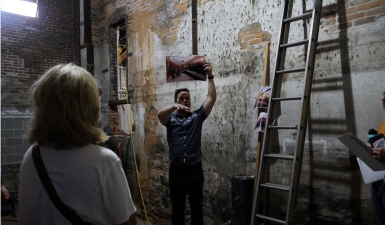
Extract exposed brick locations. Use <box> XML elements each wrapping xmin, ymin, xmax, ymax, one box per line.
<box><xmin>354</xmin><ymin>16</ymin><xmax>376</xmax><ymax>25</ymax></box>
<box><xmin>1</xmin><ymin>130</ymin><xmax>13</xmax><ymax>138</ymax></box>
<box><xmin>249</xmin><ymin>39</ymin><xmax>261</xmax><ymax>45</ymax></box>
<box><xmin>5</xmin><ymin>154</ymin><xmax>24</xmax><ymax>163</ymax></box>
<box><xmin>349</xmin><ymin>0</ymin><xmax>371</xmax><ymax>7</ymax></box>
<box><xmin>343</xmin><ymin>7</ymin><xmax>358</xmax><ymax>15</ymax></box>
<box><xmin>4</xmin><ymin>121</ymin><xmax>23</xmax><ymax>129</ymax></box>
<box><xmin>23</xmin><ymin>138</ymin><xmax>31</xmax><ymax>145</ymax></box>
<box><xmin>238</xmin><ymin>22</ymin><xmax>271</xmax><ymax>51</ymax></box>
<box><xmin>1</xmin><ymin>0</ymin><xmax>79</xmax><ymax>107</ymax></box>
<box><xmin>338</xmin><ymin>21</ymin><xmax>353</xmax><ymax>29</ymax></box>
<box><xmin>366</xmin><ymin>6</ymin><xmax>385</xmax><ymax>16</ymax></box>
<box><xmin>15</xmin><ymin>145</ymin><xmax>30</xmax><ymax>154</ymax></box>
<box><xmin>357</xmin><ymin>1</ymin><xmax>382</xmax><ymax>11</ymax></box>
<box><xmin>1</xmin><ymin>146</ymin><xmax>14</xmax><ymax>155</ymax></box>
<box><xmin>4</xmin><ymin>138</ymin><xmax>24</xmax><ymax>146</ymax></box>
<box><xmin>243</xmin><ymin>34</ymin><xmax>258</xmax><ymax>41</ymax></box>
<box><xmin>13</xmin><ymin>129</ymin><xmax>27</xmax><ymax>137</ymax></box>
<box><xmin>338</xmin><ymin>12</ymin><xmax>365</xmax><ymax>22</ymax></box>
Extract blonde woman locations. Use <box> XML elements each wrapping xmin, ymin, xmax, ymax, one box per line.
<box><xmin>18</xmin><ymin>64</ymin><xmax>137</xmax><ymax>225</ymax></box>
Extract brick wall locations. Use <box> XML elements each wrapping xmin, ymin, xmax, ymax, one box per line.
<box><xmin>322</xmin><ymin>0</ymin><xmax>385</xmax><ymax>32</ymax></box>
<box><xmin>1</xmin><ymin>0</ymin><xmax>80</xmax><ymax>167</ymax></box>
<box><xmin>1</xmin><ymin>0</ymin><xmax>79</xmax><ymax>108</ymax></box>
<box><xmin>109</xmin><ymin>110</ymin><xmax>124</xmax><ymax>136</ymax></box>
<box><xmin>237</xmin><ymin>22</ymin><xmax>272</xmax><ymax>51</ymax></box>
<box><xmin>1</xmin><ymin>118</ymin><xmax>32</xmax><ymax>165</ymax></box>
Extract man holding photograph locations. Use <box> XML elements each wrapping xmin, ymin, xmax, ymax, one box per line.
<box><xmin>158</xmin><ymin>62</ymin><xmax>216</xmax><ymax>225</ymax></box>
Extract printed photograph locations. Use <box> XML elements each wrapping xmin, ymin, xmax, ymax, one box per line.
<box><xmin>254</xmin><ymin>86</ymin><xmax>271</xmax><ymax>109</ymax></box>
<box><xmin>254</xmin><ymin>112</ymin><xmax>267</xmax><ymax>132</ymax></box>
<box><xmin>166</xmin><ymin>55</ymin><xmax>207</xmax><ymax>82</ymax></box>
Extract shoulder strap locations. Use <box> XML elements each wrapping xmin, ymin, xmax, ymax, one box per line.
<box><xmin>32</xmin><ymin>145</ymin><xmax>92</xmax><ymax>225</ymax></box>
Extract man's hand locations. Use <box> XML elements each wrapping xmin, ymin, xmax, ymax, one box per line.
<box><xmin>174</xmin><ymin>103</ymin><xmax>190</xmax><ymax>113</ymax></box>
<box><xmin>158</xmin><ymin>104</ymin><xmax>190</xmax><ymax>126</ymax></box>
<box><xmin>203</xmin><ymin>62</ymin><xmax>212</xmax><ymax>77</ymax></box>
<box><xmin>1</xmin><ymin>185</ymin><xmax>10</xmax><ymax>205</ymax></box>
<box><xmin>371</xmin><ymin>148</ymin><xmax>385</xmax><ymax>162</ymax></box>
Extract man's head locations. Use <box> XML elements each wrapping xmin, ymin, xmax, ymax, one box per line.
<box><xmin>174</xmin><ymin>88</ymin><xmax>191</xmax><ymax>108</ymax></box>
<box><xmin>382</xmin><ymin>91</ymin><xmax>385</xmax><ymax>109</ymax></box>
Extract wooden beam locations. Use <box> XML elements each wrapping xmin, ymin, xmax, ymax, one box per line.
<box><xmin>109</xmin><ymin>99</ymin><xmax>128</xmax><ymax>111</ymax></box>
<box><xmin>119</xmin><ymin>51</ymin><xmax>127</xmax><ymax>64</ymax></box>
<box><xmin>253</xmin><ymin>42</ymin><xmax>270</xmax><ymax>199</ymax></box>
<box><xmin>263</xmin><ymin>42</ymin><xmax>270</xmax><ymax>86</ymax></box>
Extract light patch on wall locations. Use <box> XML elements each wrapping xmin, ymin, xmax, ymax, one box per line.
<box><xmin>1</xmin><ymin>0</ymin><xmax>37</xmax><ymax>18</ymax></box>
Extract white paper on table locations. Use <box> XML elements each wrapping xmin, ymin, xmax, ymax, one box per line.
<box><xmin>357</xmin><ymin>157</ymin><xmax>385</xmax><ymax>184</ymax></box>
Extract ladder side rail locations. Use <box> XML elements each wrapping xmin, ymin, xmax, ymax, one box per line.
<box><xmin>285</xmin><ymin>0</ymin><xmax>323</xmax><ymax>224</ymax></box>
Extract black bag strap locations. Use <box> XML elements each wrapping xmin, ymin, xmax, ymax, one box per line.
<box><xmin>32</xmin><ymin>145</ymin><xmax>92</xmax><ymax>225</ymax></box>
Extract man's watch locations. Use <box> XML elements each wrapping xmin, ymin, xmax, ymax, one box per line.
<box><xmin>207</xmin><ymin>75</ymin><xmax>214</xmax><ymax>79</ymax></box>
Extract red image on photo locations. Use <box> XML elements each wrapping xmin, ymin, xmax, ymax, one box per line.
<box><xmin>166</xmin><ymin>55</ymin><xmax>207</xmax><ymax>82</ymax></box>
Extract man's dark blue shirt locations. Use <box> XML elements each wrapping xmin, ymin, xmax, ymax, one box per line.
<box><xmin>166</xmin><ymin>106</ymin><xmax>207</xmax><ymax>165</ymax></box>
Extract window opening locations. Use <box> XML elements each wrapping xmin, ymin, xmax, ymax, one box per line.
<box><xmin>1</xmin><ymin>0</ymin><xmax>38</xmax><ymax>18</ymax></box>
<box><xmin>116</xmin><ymin>21</ymin><xmax>127</xmax><ymax>100</ymax></box>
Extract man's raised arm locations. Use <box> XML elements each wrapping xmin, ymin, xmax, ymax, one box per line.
<box><xmin>203</xmin><ymin>62</ymin><xmax>217</xmax><ymax>116</ymax></box>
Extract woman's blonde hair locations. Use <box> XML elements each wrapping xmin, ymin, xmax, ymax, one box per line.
<box><xmin>27</xmin><ymin>63</ymin><xmax>108</xmax><ymax>149</ymax></box>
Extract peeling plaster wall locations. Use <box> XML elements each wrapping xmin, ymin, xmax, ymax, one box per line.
<box><xmin>92</xmin><ymin>0</ymin><xmax>385</xmax><ymax>224</ymax></box>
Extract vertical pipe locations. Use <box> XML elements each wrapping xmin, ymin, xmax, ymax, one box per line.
<box><xmin>192</xmin><ymin>0</ymin><xmax>198</xmax><ymax>55</ymax></box>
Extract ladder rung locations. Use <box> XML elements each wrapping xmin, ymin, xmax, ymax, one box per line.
<box><xmin>268</xmin><ymin>125</ymin><xmax>298</xmax><ymax>130</ymax></box>
<box><xmin>280</xmin><ymin>39</ymin><xmax>309</xmax><ymax>49</ymax></box>
<box><xmin>256</xmin><ymin>214</ymin><xmax>286</xmax><ymax>224</ymax></box>
<box><xmin>284</xmin><ymin>12</ymin><xmax>313</xmax><ymax>23</ymax></box>
<box><xmin>272</xmin><ymin>97</ymin><xmax>301</xmax><ymax>101</ymax></box>
<box><xmin>276</xmin><ymin>67</ymin><xmax>306</xmax><ymax>74</ymax></box>
<box><xmin>260</xmin><ymin>183</ymin><xmax>290</xmax><ymax>191</ymax></box>
<box><xmin>264</xmin><ymin>153</ymin><xmax>295</xmax><ymax>160</ymax></box>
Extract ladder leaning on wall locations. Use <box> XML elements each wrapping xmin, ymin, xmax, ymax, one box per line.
<box><xmin>251</xmin><ymin>0</ymin><xmax>323</xmax><ymax>224</ymax></box>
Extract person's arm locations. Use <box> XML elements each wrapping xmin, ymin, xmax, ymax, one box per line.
<box><xmin>203</xmin><ymin>62</ymin><xmax>217</xmax><ymax>117</ymax></box>
<box><xmin>119</xmin><ymin>214</ymin><xmax>137</xmax><ymax>225</ymax></box>
<box><xmin>1</xmin><ymin>185</ymin><xmax>9</xmax><ymax>204</ymax></box>
<box><xmin>158</xmin><ymin>104</ymin><xmax>190</xmax><ymax>125</ymax></box>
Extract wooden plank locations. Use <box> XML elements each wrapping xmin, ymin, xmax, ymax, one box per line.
<box><xmin>253</xmin><ymin>42</ymin><xmax>270</xmax><ymax>199</ymax></box>
<box><xmin>263</xmin><ymin>42</ymin><xmax>270</xmax><ymax>86</ymax></box>
<box><xmin>119</xmin><ymin>51</ymin><xmax>127</xmax><ymax>64</ymax></box>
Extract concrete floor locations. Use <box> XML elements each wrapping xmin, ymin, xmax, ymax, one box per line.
<box><xmin>1</xmin><ymin>204</ymin><xmax>149</xmax><ymax>225</ymax></box>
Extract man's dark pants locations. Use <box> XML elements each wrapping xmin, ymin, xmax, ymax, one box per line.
<box><xmin>169</xmin><ymin>161</ymin><xmax>204</xmax><ymax>225</ymax></box>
